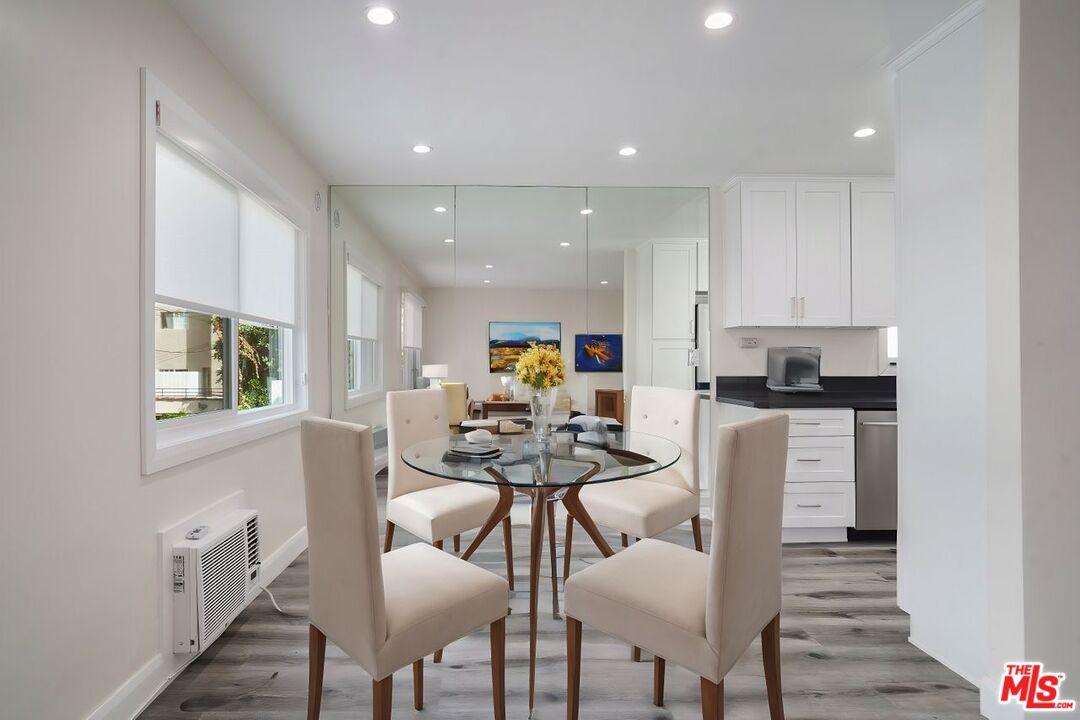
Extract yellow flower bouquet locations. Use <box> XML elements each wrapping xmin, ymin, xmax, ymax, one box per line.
<box><xmin>514</xmin><ymin>343</ymin><xmax>565</xmax><ymax>390</ymax></box>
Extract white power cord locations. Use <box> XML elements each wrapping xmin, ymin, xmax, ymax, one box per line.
<box><xmin>260</xmin><ymin>585</ymin><xmax>294</xmax><ymax>616</ymax></box>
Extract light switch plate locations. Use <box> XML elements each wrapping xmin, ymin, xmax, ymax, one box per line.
<box><xmin>740</xmin><ymin>337</ymin><xmax>759</xmax><ymax>348</ymax></box>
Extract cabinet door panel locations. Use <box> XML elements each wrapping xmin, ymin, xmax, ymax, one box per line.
<box><xmin>851</xmin><ymin>181</ymin><xmax>897</xmax><ymax>326</ymax></box>
<box><xmin>796</xmin><ymin>182</ymin><xmax>851</xmax><ymax>326</ymax></box>
<box><xmin>651</xmin><ymin>341</ymin><xmax>694</xmax><ymax>389</ymax></box>
<box><xmin>652</xmin><ymin>243</ymin><xmax>696</xmax><ymax>339</ymax></box>
<box><xmin>741</xmin><ymin>182</ymin><xmax>797</xmax><ymax>326</ymax></box>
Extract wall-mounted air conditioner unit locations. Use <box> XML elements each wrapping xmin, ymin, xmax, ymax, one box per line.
<box><xmin>172</xmin><ymin>509</ymin><xmax>260</xmax><ymax>654</ymax></box>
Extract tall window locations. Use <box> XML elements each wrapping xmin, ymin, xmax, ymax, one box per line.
<box><xmin>143</xmin><ymin>71</ymin><xmax>306</xmax><ymax>473</ymax></box>
<box><xmin>347</xmin><ymin>265</ymin><xmax>381</xmax><ymax>394</ymax></box>
<box><xmin>402</xmin><ymin>292</ymin><xmax>424</xmax><ymax>389</ymax></box>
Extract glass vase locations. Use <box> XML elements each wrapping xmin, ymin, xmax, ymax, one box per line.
<box><xmin>529</xmin><ymin>387</ymin><xmax>557</xmax><ymax>441</ymax></box>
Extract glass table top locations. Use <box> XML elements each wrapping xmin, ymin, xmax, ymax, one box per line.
<box><xmin>401</xmin><ymin>430</ymin><xmax>681</xmax><ymax>488</ymax></box>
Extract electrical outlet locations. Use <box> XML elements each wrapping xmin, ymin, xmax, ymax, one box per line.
<box><xmin>740</xmin><ymin>337</ymin><xmax>759</xmax><ymax>349</ymax></box>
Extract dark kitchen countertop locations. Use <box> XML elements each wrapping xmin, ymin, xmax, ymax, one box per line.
<box><xmin>714</xmin><ymin>375</ymin><xmax>896</xmax><ymax>410</ymax></box>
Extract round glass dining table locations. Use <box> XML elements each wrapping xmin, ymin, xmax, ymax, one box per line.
<box><xmin>402</xmin><ymin>430</ymin><xmax>681</xmax><ymax>711</ymax></box>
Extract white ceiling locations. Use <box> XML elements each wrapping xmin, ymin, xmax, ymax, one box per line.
<box><xmin>333</xmin><ymin>186</ymin><xmax>708</xmax><ymax>289</ymax></box>
<box><xmin>169</xmin><ymin>0</ymin><xmax>969</xmax><ymax>187</ymax></box>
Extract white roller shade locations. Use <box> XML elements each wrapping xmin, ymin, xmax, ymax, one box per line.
<box><xmin>155</xmin><ymin>138</ymin><xmax>239</xmax><ymax>312</ymax></box>
<box><xmin>347</xmin><ymin>265</ymin><xmax>379</xmax><ymax>339</ymax></box>
<box><xmin>239</xmin><ymin>194</ymin><xmax>296</xmax><ymax>325</ymax></box>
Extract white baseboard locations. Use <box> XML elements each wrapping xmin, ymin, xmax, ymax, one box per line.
<box><xmin>782</xmin><ymin>526</ymin><xmax>848</xmax><ymax>544</ymax></box>
<box><xmin>86</xmin><ymin>525</ymin><xmax>308</xmax><ymax>720</ymax></box>
<box><xmin>981</xmin><ymin>674</ymin><xmax>1023</xmax><ymax>720</ymax></box>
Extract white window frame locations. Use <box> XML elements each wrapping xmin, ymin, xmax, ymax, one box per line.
<box><xmin>141</xmin><ymin>70</ymin><xmax>309</xmax><ymax>474</ymax></box>
<box><xmin>345</xmin><ymin>256</ymin><xmax>384</xmax><ymax>406</ymax></box>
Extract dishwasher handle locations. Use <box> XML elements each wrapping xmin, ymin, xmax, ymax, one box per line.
<box><xmin>860</xmin><ymin>421</ymin><xmax>897</xmax><ymax>427</ymax></box>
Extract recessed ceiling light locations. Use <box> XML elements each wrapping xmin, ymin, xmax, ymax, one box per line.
<box><xmin>618</xmin><ymin>147</ymin><xmax>637</xmax><ymax>157</ymax></box>
<box><xmin>580</xmin><ymin>208</ymin><xmax>593</xmax><ymax>215</ymax></box>
<box><xmin>600</xmin><ymin>280</ymin><xmax>609</xmax><ymax>285</ymax></box>
<box><xmin>704</xmin><ymin>11</ymin><xmax>734</xmax><ymax>29</ymax></box>
<box><xmin>484</xmin><ymin>264</ymin><xmax>494</xmax><ymax>269</ymax></box>
<box><xmin>412</xmin><ymin>144</ymin><xmax>432</xmax><ymax>154</ymax></box>
<box><xmin>444</xmin><ymin>238</ymin><xmax>454</xmax><ymax>243</ymax></box>
<box><xmin>483</xmin><ymin>279</ymin><xmax>491</xmax><ymax>284</ymax></box>
<box><xmin>366</xmin><ymin>6</ymin><xmax>397</xmax><ymax>25</ymax></box>
<box><xmin>853</xmin><ymin>127</ymin><xmax>877</xmax><ymax>138</ymax></box>
<box><xmin>559</xmin><ymin>242</ymin><xmax>571</xmax><ymax>247</ymax></box>
<box><xmin>433</xmin><ymin>206</ymin><xmax>447</xmax><ymax>213</ymax></box>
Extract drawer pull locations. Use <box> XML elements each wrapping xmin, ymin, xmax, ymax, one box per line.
<box><xmin>791</xmin><ymin>421</ymin><xmax>822</xmax><ymax>425</ymax></box>
<box><xmin>796</xmin><ymin>503</ymin><xmax>823</xmax><ymax>509</ymax></box>
<box><xmin>795</xmin><ymin>457</ymin><xmax>822</xmax><ymax>462</ymax></box>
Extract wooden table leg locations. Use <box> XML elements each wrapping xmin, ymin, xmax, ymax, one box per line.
<box><xmin>561</xmin><ymin>484</ymin><xmax>615</xmax><ymax>559</ymax></box>
<box><xmin>546</xmin><ymin>498</ymin><xmax>559</xmax><ymax>618</ymax></box>
<box><xmin>527</xmin><ymin>487</ymin><xmax>548</xmax><ymax>712</ymax></box>
<box><xmin>460</xmin><ymin>480</ymin><xmax>514</xmax><ymax>562</ymax></box>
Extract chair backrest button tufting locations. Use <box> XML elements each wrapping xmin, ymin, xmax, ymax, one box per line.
<box><xmin>434</xmin><ymin>415</ymin><xmax>439</xmax><ymax>421</ymax></box>
<box><xmin>642</xmin><ymin>414</ymin><xmax>648</xmax><ymax>420</ymax></box>
<box><xmin>673</xmin><ymin>419</ymin><xmax>679</xmax><ymax>425</ymax></box>
<box><xmin>405</xmin><ymin>419</ymin><xmax>411</xmax><ymax>424</ymax></box>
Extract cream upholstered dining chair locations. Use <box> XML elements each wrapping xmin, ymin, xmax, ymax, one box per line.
<box><xmin>564</xmin><ymin>413</ymin><xmax>790</xmax><ymax>720</ymax></box>
<box><xmin>301</xmin><ymin>418</ymin><xmax>509</xmax><ymax>720</ymax></box>
<box><xmin>563</xmin><ymin>385</ymin><xmax>703</xmax><ymax>581</ymax></box>
<box><xmin>384</xmin><ymin>389</ymin><xmax>513</xmax><ymax>581</ymax></box>
<box><xmin>442</xmin><ymin>382</ymin><xmax>470</xmax><ymax>429</ymax></box>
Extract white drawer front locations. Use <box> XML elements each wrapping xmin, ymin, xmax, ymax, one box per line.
<box><xmin>783</xmin><ymin>482</ymin><xmax>855</xmax><ymax>528</ymax></box>
<box><xmin>785</xmin><ymin>436</ymin><xmax>854</xmax><ymax>482</ymax></box>
<box><xmin>784</xmin><ymin>408</ymin><xmax>854</xmax><ymax>437</ymax></box>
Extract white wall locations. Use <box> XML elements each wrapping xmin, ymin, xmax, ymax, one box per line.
<box><xmin>329</xmin><ymin>198</ymin><xmax>424</xmax><ymax>429</ymax></box>
<box><xmin>708</xmin><ymin>187</ymin><xmax>883</xmax><ymax>378</ymax></box>
<box><xmin>422</xmin><ymin>287</ymin><xmax>623</xmax><ymax>413</ymax></box>
<box><xmin>892</xmin><ymin>5</ymin><xmax>988</xmax><ymax>688</ymax></box>
<box><xmin>1015</xmin><ymin>0</ymin><xmax>1080</xmax><ymax>696</ymax></box>
<box><xmin>0</xmin><ymin>2</ymin><xmax>329</xmax><ymax>718</ymax></box>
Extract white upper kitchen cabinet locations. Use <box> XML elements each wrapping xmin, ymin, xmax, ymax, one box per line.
<box><xmin>796</xmin><ymin>182</ymin><xmax>851</xmax><ymax>326</ymax></box>
<box><xmin>722</xmin><ymin>176</ymin><xmax>894</xmax><ymax>328</ymax></box>
<box><xmin>722</xmin><ymin>181</ymin><xmax>797</xmax><ymax>327</ymax></box>
<box><xmin>850</xmin><ymin>181</ymin><xmax>897</xmax><ymax>326</ymax></box>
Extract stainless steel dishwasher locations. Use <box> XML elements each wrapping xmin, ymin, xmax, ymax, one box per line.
<box><xmin>855</xmin><ymin>410</ymin><xmax>898</xmax><ymax>531</ymax></box>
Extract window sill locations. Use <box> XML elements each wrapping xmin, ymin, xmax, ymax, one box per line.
<box><xmin>346</xmin><ymin>388</ymin><xmax>385</xmax><ymax>410</ymax></box>
<box><xmin>143</xmin><ymin>403</ymin><xmax>308</xmax><ymax>475</ymax></box>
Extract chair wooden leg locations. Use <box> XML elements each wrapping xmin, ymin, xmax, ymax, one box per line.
<box><xmin>412</xmin><ymin>659</ymin><xmax>423</xmax><ymax>710</ymax></box>
<box><xmin>653</xmin><ymin>657</ymin><xmax>666</xmax><ymax>706</ymax></box>
<box><xmin>567</xmin><ymin>617</ymin><xmax>582</xmax><ymax>720</ymax></box>
<box><xmin>563</xmin><ymin>514</ymin><xmax>574</xmax><ymax>580</ymax></box>
<box><xmin>700</xmin><ymin>678</ymin><xmax>724</xmax><ymax>720</ymax></box>
<box><xmin>433</xmin><ymin>648</ymin><xmax>443</xmax><ymax>664</ymax></box>
<box><xmin>383</xmin><ymin>521</ymin><xmax>395</xmax><ymax>554</ymax></box>
<box><xmin>373</xmin><ymin>674</ymin><xmax>393</xmax><ymax>720</ymax></box>
<box><xmin>620</xmin><ymin>533</ymin><xmax>629</xmax><ymax>548</ymax></box>
<box><xmin>434</xmin><ymin>539</ymin><xmax>443</xmax><ymax>551</ymax></box>
<box><xmin>307</xmin><ymin>625</ymin><xmax>326</xmax><ymax>720</ymax></box>
<box><xmin>762</xmin><ymin>613</ymin><xmax>785</xmax><ymax>720</ymax></box>
<box><xmin>491</xmin><ymin>618</ymin><xmax>506</xmax><ymax>720</ymax></box>
<box><xmin>691</xmin><ymin>515</ymin><xmax>703</xmax><ymax>552</ymax></box>
<box><xmin>454</xmin><ymin>534</ymin><xmax>461</xmax><ymax>553</ymax></box>
<box><xmin>547</xmin><ymin>500</ymin><xmax>559</xmax><ymax>617</ymax></box>
<box><xmin>501</xmin><ymin>516</ymin><xmax>515</xmax><ymax>591</ymax></box>
<box><xmin>632</xmin><ymin>646</ymin><xmax>641</xmax><ymax>662</ymax></box>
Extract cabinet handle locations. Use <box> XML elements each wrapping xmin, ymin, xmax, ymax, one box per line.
<box><xmin>796</xmin><ymin>503</ymin><xmax>822</xmax><ymax>509</ymax></box>
<box><xmin>860</xmin><ymin>421</ymin><xmax>898</xmax><ymax>427</ymax></box>
<box><xmin>795</xmin><ymin>457</ymin><xmax>822</xmax><ymax>462</ymax></box>
<box><xmin>791</xmin><ymin>421</ymin><xmax>821</xmax><ymax>426</ymax></box>
<box><xmin>790</xmin><ymin>296</ymin><xmax>796</xmax><ymax>318</ymax></box>
<box><xmin>799</xmin><ymin>296</ymin><xmax>806</xmax><ymax>318</ymax></box>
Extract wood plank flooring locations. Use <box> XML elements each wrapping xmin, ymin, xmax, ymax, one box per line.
<box><xmin>141</xmin><ymin>479</ymin><xmax>981</xmax><ymax>719</ymax></box>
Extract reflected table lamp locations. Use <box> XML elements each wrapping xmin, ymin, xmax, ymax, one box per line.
<box><xmin>422</xmin><ymin>364</ymin><xmax>449</xmax><ymax>388</ymax></box>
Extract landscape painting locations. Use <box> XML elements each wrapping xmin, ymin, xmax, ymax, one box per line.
<box><xmin>489</xmin><ymin>321</ymin><xmax>561</xmax><ymax>373</ymax></box>
<box><xmin>574</xmin><ymin>334</ymin><xmax>623</xmax><ymax>372</ymax></box>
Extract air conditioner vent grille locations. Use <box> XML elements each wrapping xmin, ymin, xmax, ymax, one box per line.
<box><xmin>246</xmin><ymin>516</ymin><xmax>260</xmax><ymax>569</ymax></box>
<box><xmin>197</xmin><ymin>526</ymin><xmax>247</xmax><ymax>646</ymax></box>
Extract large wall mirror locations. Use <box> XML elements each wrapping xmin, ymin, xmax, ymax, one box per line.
<box><xmin>328</xmin><ymin>185</ymin><xmax>709</xmax><ymax>433</ymax></box>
